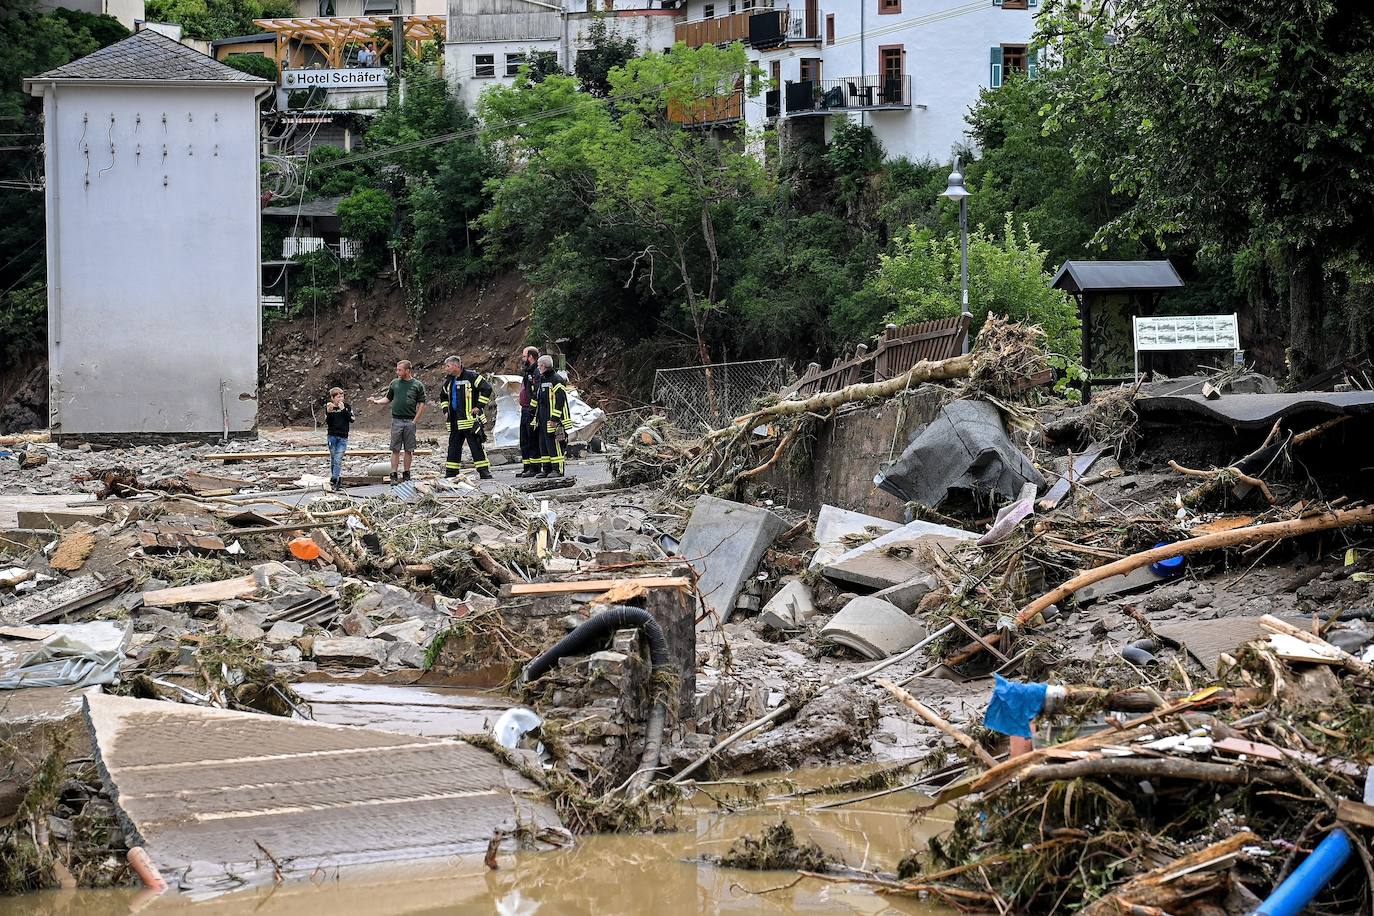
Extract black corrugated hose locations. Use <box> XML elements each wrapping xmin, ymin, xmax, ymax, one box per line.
<box><xmin>519</xmin><ymin>605</ymin><xmax>671</xmax><ymax>794</ymax></box>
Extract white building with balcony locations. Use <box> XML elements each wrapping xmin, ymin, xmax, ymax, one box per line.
<box><xmin>444</xmin><ymin>0</ymin><xmax>682</xmax><ymax>111</ymax></box>
<box><xmin>677</xmin><ymin>0</ymin><xmax>1038</xmax><ymax>162</ymax></box>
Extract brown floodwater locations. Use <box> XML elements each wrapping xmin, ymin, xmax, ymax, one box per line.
<box><xmin>4</xmin><ymin>682</ymin><xmax>955</xmax><ymax>914</ymax></box>
<box><xmin>2</xmin><ymin>767</ymin><xmax>954</xmax><ymax>916</ymax></box>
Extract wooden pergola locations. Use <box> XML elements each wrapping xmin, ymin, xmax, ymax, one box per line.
<box><xmin>252</xmin><ymin>15</ymin><xmax>446</xmax><ymax>71</ymax></box>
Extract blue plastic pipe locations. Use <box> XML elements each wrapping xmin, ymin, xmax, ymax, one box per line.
<box><xmin>1250</xmin><ymin>830</ymin><xmax>1353</xmax><ymax>916</ymax></box>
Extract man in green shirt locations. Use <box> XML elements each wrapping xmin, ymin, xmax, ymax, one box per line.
<box><xmin>368</xmin><ymin>360</ymin><xmax>427</xmax><ymax>483</ymax></box>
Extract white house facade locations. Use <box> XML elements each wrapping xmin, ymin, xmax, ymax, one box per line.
<box><xmin>25</xmin><ymin>30</ymin><xmax>270</xmax><ymax>439</ymax></box>
<box><xmin>678</xmin><ymin>0</ymin><xmax>1038</xmax><ymax>161</ymax></box>
<box><xmin>444</xmin><ymin>0</ymin><xmax>682</xmax><ymax>112</ymax></box>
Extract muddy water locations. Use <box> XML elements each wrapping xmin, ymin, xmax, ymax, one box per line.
<box><xmin>4</xmin><ymin>683</ymin><xmax>954</xmax><ymax>914</ymax></box>
<box><xmin>3</xmin><ymin>769</ymin><xmax>953</xmax><ymax>915</ymax></box>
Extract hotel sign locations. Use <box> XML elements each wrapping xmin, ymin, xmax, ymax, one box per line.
<box><xmin>282</xmin><ymin>68</ymin><xmax>389</xmax><ymax>89</ymax></box>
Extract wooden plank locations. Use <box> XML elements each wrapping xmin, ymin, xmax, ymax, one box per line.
<box><xmin>0</xmin><ymin>625</ymin><xmax>54</xmax><ymax>640</ymax></box>
<box><xmin>142</xmin><ymin>575</ymin><xmax>259</xmax><ymax>607</ymax></box>
<box><xmin>204</xmin><ymin>449</ymin><xmax>433</xmax><ymax>462</ymax></box>
<box><xmin>1338</xmin><ymin>799</ymin><xmax>1374</xmax><ymax>829</ymax></box>
<box><xmin>498</xmin><ymin>576</ymin><xmax>692</xmax><ymax>597</ymax></box>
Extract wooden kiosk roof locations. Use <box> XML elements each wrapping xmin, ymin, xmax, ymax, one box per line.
<box><xmin>253</xmin><ymin>15</ymin><xmax>446</xmax><ymax>70</ymax></box>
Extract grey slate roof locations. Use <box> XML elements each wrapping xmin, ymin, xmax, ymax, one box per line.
<box><xmin>1051</xmin><ymin>260</ymin><xmax>1185</xmax><ymax>294</ymax></box>
<box><xmin>30</xmin><ymin>29</ymin><xmax>270</xmax><ymax>83</ymax></box>
<box><xmin>261</xmin><ymin>195</ymin><xmax>346</xmax><ymax>218</ymax></box>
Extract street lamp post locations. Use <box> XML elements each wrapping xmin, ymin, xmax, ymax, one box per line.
<box><xmin>941</xmin><ymin>157</ymin><xmax>972</xmax><ymax>354</ymax></box>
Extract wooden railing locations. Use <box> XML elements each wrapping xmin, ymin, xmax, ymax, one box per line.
<box><xmin>675</xmin><ymin>11</ymin><xmax>751</xmax><ymax>47</ymax></box>
<box><xmin>666</xmin><ymin>89</ymin><xmax>744</xmax><ymax>126</ymax></box>
<box><xmin>781</xmin><ymin>317</ymin><xmax>970</xmax><ymax>399</ymax></box>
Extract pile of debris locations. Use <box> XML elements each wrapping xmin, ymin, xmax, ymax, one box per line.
<box><xmin>5</xmin><ymin>319</ymin><xmax>1374</xmax><ymax>913</ymax></box>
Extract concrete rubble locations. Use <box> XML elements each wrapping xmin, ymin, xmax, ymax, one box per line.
<box><xmin>5</xmin><ymin>321</ymin><xmax>1374</xmax><ymax>912</ymax></box>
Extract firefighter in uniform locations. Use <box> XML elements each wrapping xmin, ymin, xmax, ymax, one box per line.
<box><xmin>439</xmin><ymin>355</ymin><xmax>493</xmax><ymax>480</ymax></box>
<box><xmin>517</xmin><ymin>346</ymin><xmax>542</xmax><ymax>478</ymax></box>
<box><xmin>531</xmin><ymin>354</ymin><xmax>572</xmax><ymax>477</ymax></box>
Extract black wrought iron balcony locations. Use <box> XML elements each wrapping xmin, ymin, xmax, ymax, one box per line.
<box><xmin>782</xmin><ymin>74</ymin><xmax>912</xmax><ymax>116</ymax></box>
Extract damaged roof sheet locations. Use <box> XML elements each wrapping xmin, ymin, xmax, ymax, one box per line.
<box><xmin>1136</xmin><ymin>390</ymin><xmax>1374</xmax><ymax>428</ymax></box>
<box><xmin>86</xmin><ymin>692</ymin><xmax>562</xmax><ymax>891</ymax></box>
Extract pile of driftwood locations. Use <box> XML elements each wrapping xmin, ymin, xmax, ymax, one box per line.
<box><xmin>880</xmin><ymin>612</ymin><xmax>1374</xmax><ymax>914</ymax></box>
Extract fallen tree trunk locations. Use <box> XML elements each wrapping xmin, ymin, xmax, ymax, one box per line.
<box><xmin>1018</xmin><ymin>505</ymin><xmax>1374</xmax><ymax>625</ymax></box>
<box><xmin>1021</xmin><ymin>757</ymin><xmax>1295</xmax><ymax>786</ymax></box>
<box><xmin>711</xmin><ymin>353</ymin><xmax>974</xmax><ymax>440</ymax></box>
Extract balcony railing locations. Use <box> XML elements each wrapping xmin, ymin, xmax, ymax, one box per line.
<box><xmin>667</xmin><ymin>89</ymin><xmax>744</xmax><ymax>126</ymax></box>
<box><xmin>748</xmin><ymin>8</ymin><xmax>820</xmax><ymax>47</ymax></box>
<box><xmin>783</xmin><ymin>74</ymin><xmax>911</xmax><ymax>117</ymax></box>
<box><xmin>283</xmin><ymin>236</ymin><xmax>326</xmax><ymax>258</ymax></box>
<box><xmin>675</xmin><ymin>6</ymin><xmax>819</xmax><ymax>49</ymax></box>
<box><xmin>675</xmin><ymin>11</ymin><xmax>750</xmax><ymax>47</ymax></box>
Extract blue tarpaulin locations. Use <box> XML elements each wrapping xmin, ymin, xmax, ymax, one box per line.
<box><xmin>984</xmin><ymin>673</ymin><xmax>1049</xmax><ymax>738</ymax></box>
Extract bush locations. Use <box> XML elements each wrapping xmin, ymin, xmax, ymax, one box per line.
<box><xmin>224</xmin><ymin>53</ymin><xmax>277</xmax><ymax>82</ymax></box>
<box><xmin>863</xmin><ymin>214</ymin><xmax>1081</xmax><ymax>357</ymax></box>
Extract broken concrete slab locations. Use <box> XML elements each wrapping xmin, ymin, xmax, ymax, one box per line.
<box><xmin>760</xmin><ymin>579</ymin><xmax>816</xmax><ymax>631</ymax></box>
<box><xmin>85</xmin><ymin>692</ymin><xmax>562</xmax><ymax>890</ymax></box>
<box><xmin>823</xmin><ymin>519</ymin><xmax>975</xmax><ymax>590</ymax></box>
<box><xmin>821</xmin><ymin>596</ymin><xmax>927</xmax><ymax>660</ymax></box>
<box><xmin>677</xmin><ymin>495</ymin><xmax>787</xmax><ymax>630</ymax></box>
<box><xmin>872</xmin><ymin>573</ymin><xmax>940</xmax><ymax>613</ymax></box>
<box><xmin>1076</xmin><ymin>564</ymin><xmax>1172</xmax><ymax>604</ymax></box>
<box><xmin>808</xmin><ymin>505</ymin><xmax>901</xmax><ymax>570</ymax></box>
<box><xmin>216</xmin><ymin>607</ymin><xmax>265</xmax><ymax>642</ymax></box>
<box><xmin>312</xmin><ymin>636</ymin><xmax>389</xmax><ymax>667</ymax></box>
<box><xmin>1155</xmin><ymin>616</ymin><xmax>1269</xmax><ymax>673</ymax></box>
<box><xmin>265</xmin><ymin>620</ymin><xmax>305</xmax><ymax>645</ymax></box>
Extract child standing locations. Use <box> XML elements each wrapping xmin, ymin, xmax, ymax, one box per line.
<box><xmin>325</xmin><ymin>387</ymin><xmax>353</xmax><ymax>491</ymax></box>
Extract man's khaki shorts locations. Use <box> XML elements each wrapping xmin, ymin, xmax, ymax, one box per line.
<box><xmin>390</xmin><ymin>418</ymin><xmax>417</xmax><ymax>453</ymax></box>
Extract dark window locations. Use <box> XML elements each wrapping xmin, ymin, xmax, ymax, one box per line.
<box><xmin>825</xmin><ymin>13</ymin><xmax>834</xmax><ymax>44</ymax></box>
<box><xmin>799</xmin><ymin>57</ymin><xmax>821</xmax><ymax>82</ymax></box>
<box><xmin>1002</xmin><ymin>0</ymin><xmax>1029</xmax><ymax>8</ymax></box>
<box><xmin>703</xmin><ymin>2</ymin><xmax>715</xmax><ymax>16</ymax></box>
<box><xmin>1002</xmin><ymin>43</ymin><xmax>1027</xmax><ymax>75</ymax></box>
<box><xmin>474</xmin><ymin>54</ymin><xmax>495</xmax><ymax>78</ymax></box>
<box><xmin>505</xmin><ymin>52</ymin><xmax>525</xmax><ymax>76</ymax></box>
<box><xmin>879</xmin><ymin>0</ymin><xmax>900</xmax><ymax>14</ymax></box>
<box><xmin>770</xmin><ymin>59</ymin><xmax>781</xmax><ymax>87</ymax></box>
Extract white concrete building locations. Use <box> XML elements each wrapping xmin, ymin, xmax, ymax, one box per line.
<box><xmin>444</xmin><ymin>0</ymin><xmax>682</xmax><ymax>111</ymax></box>
<box><xmin>25</xmin><ymin>30</ymin><xmax>271</xmax><ymax>439</ymax></box>
<box><xmin>678</xmin><ymin>0</ymin><xmax>1038</xmax><ymax>161</ymax></box>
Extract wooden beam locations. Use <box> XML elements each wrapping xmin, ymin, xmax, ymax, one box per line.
<box><xmin>202</xmin><ymin>448</ymin><xmax>433</xmax><ymax>461</ymax></box>
<box><xmin>498</xmin><ymin>576</ymin><xmax>692</xmax><ymax>597</ymax></box>
<box><xmin>142</xmin><ymin>575</ymin><xmax>260</xmax><ymax>607</ymax></box>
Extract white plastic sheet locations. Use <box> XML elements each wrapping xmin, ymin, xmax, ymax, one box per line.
<box><xmin>489</xmin><ymin>374</ymin><xmax>605</xmax><ymax>448</ymax></box>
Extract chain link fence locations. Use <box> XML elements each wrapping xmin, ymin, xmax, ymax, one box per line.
<box><xmin>653</xmin><ymin>359</ymin><xmax>790</xmax><ymax>433</ymax></box>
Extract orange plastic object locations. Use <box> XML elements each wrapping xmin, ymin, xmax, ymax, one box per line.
<box><xmin>289</xmin><ymin>537</ymin><xmax>321</xmax><ymax>561</ymax></box>
<box><xmin>127</xmin><ymin>846</ymin><xmax>167</xmax><ymax>891</ymax></box>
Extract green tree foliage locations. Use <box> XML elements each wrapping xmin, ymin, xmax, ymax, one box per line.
<box><xmin>224</xmin><ymin>52</ymin><xmax>278</xmax><ymax>81</ymax></box>
<box><xmin>964</xmin><ymin>72</ymin><xmax>1131</xmax><ymax>268</ymax></box>
<box><xmin>574</xmin><ymin>16</ymin><xmax>638</xmax><ymax>97</ymax></box>
<box><xmin>365</xmin><ymin>63</ymin><xmax>465</xmax><ymax>176</ymax></box>
<box><xmin>1038</xmin><ymin>0</ymin><xmax>1374</xmax><ymax>376</ymax></box>
<box><xmin>864</xmin><ymin>216</ymin><xmax>1080</xmax><ymax>357</ymax></box>
<box><xmin>591</xmin><ymin>44</ymin><xmax>766</xmax><ymax>366</ymax></box>
<box><xmin>1</xmin><ymin>0</ymin><xmax>127</xmax><ymax>365</ymax></box>
<box><xmin>143</xmin><ymin>0</ymin><xmax>294</xmax><ymax>41</ymax></box>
